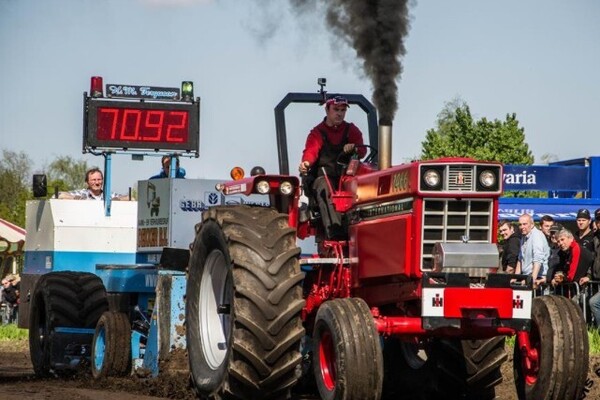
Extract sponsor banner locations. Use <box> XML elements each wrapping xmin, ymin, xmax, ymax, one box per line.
<box><xmin>503</xmin><ymin>165</ymin><xmax>588</xmax><ymax>191</ymax></box>
<box><xmin>106</xmin><ymin>84</ymin><xmax>180</xmax><ymax>100</ymax></box>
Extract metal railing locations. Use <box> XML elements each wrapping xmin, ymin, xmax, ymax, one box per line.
<box><xmin>534</xmin><ymin>280</ymin><xmax>600</xmax><ymax>326</ymax></box>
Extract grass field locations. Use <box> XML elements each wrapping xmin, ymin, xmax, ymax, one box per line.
<box><xmin>0</xmin><ymin>324</ymin><xmax>28</xmax><ymax>341</ymax></box>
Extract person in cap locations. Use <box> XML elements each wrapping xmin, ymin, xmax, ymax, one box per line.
<box><xmin>298</xmin><ymin>95</ymin><xmax>366</xmax><ymax>239</ymax></box>
<box><xmin>575</xmin><ymin>208</ymin><xmax>595</xmax><ymax>253</ymax></box>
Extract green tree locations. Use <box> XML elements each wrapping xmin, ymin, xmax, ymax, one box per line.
<box><xmin>46</xmin><ymin>155</ymin><xmax>89</xmax><ymax>193</ymax></box>
<box><xmin>0</xmin><ymin>150</ymin><xmax>32</xmax><ymax>227</ymax></box>
<box><xmin>421</xmin><ymin>99</ymin><xmax>534</xmax><ymax>165</ymax></box>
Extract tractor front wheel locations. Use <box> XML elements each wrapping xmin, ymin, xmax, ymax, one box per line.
<box><xmin>514</xmin><ymin>295</ymin><xmax>589</xmax><ymax>400</ymax></box>
<box><xmin>186</xmin><ymin>205</ymin><xmax>305</xmax><ymax>400</ymax></box>
<box><xmin>312</xmin><ymin>297</ymin><xmax>384</xmax><ymax>400</ymax></box>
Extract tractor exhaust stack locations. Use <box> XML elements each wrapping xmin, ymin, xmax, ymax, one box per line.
<box><xmin>378</xmin><ymin>124</ymin><xmax>392</xmax><ymax>170</ymax></box>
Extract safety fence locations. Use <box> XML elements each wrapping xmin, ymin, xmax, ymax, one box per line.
<box><xmin>534</xmin><ymin>280</ymin><xmax>600</xmax><ymax>326</ymax></box>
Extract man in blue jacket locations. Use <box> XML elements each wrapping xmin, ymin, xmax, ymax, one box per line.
<box><xmin>150</xmin><ymin>155</ymin><xmax>186</xmax><ymax>179</ymax></box>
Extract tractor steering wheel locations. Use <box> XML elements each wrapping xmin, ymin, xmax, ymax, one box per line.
<box><xmin>336</xmin><ymin>144</ymin><xmax>378</xmax><ymax>171</ymax></box>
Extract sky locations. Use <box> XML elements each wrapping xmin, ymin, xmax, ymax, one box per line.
<box><xmin>1</xmin><ymin>0</ymin><xmax>599</xmax><ymax>194</ymax></box>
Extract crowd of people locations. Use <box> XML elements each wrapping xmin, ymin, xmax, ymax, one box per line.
<box><xmin>499</xmin><ymin>208</ymin><xmax>600</xmax><ymax>328</ymax></box>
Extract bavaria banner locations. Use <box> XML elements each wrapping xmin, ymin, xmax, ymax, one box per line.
<box><xmin>503</xmin><ymin>165</ymin><xmax>589</xmax><ymax>192</ymax></box>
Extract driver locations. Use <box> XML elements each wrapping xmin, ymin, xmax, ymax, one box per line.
<box><xmin>298</xmin><ymin>95</ymin><xmax>366</xmax><ymax>239</ymax></box>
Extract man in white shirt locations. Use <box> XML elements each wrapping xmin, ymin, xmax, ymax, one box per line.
<box><xmin>515</xmin><ymin>213</ymin><xmax>549</xmax><ymax>288</ymax></box>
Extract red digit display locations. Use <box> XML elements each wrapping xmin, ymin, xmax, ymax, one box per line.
<box><xmin>96</xmin><ymin>107</ymin><xmax>189</xmax><ymax>143</ymax></box>
<box><xmin>84</xmin><ymin>97</ymin><xmax>199</xmax><ymax>153</ymax></box>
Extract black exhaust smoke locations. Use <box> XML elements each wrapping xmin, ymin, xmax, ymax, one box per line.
<box><xmin>290</xmin><ymin>0</ymin><xmax>412</xmax><ymax>125</ymax></box>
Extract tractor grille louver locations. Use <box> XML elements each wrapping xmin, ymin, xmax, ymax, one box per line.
<box><xmin>421</xmin><ymin>198</ymin><xmax>494</xmax><ymax>270</ymax></box>
<box><xmin>447</xmin><ymin>165</ymin><xmax>474</xmax><ymax>191</ymax></box>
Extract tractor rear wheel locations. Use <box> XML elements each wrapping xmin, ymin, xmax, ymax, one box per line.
<box><xmin>312</xmin><ymin>298</ymin><xmax>384</xmax><ymax>400</ymax></box>
<box><xmin>29</xmin><ymin>272</ymin><xmax>108</xmax><ymax>377</ymax></box>
<box><xmin>92</xmin><ymin>311</ymin><xmax>132</xmax><ymax>378</ymax></box>
<box><xmin>514</xmin><ymin>295</ymin><xmax>589</xmax><ymax>400</ymax></box>
<box><xmin>431</xmin><ymin>336</ymin><xmax>506</xmax><ymax>400</ymax></box>
<box><xmin>187</xmin><ymin>205</ymin><xmax>305</xmax><ymax>400</ymax></box>
<box><xmin>381</xmin><ymin>337</ymin><xmax>433</xmax><ymax>399</ymax></box>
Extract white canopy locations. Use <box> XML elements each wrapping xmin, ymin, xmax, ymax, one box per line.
<box><xmin>0</xmin><ymin>218</ymin><xmax>26</xmax><ymax>255</ymax></box>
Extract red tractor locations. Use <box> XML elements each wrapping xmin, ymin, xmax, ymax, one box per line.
<box><xmin>185</xmin><ymin>86</ymin><xmax>589</xmax><ymax>400</ymax></box>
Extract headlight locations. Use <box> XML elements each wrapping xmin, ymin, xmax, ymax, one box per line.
<box><xmin>423</xmin><ymin>169</ymin><xmax>441</xmax><ymax>188</ymax></box>
<box><xmin>279</xmin><ymin>181</ymin><xmax>293</xmax><ymax>195</ymax></box>
<box><xmin>479</xmin><ymin>170</ymin><xmax>496</xmax><ymax>188</ymax></box>
<box><xmin>256</xmin><ymin>180</ymin><xmax>270</xmax><ymax>194</ymax></box>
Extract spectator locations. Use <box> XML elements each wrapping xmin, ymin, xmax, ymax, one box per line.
<box><xmin>1</xmin><ymin>274</ymin><xmax>20</xmax><ymax>324</ymax></box>
<box><xmin>515</xmin><ymin>213</ymin><xmax>549</xmax><ymax>288</ymax></box>
<box><xmin>540</xmin><ymin>215</ymin><xmax>555</xmax><ymax>247</ymax></box>
<box><xmin>498</xmin><ymin>220</ymin><xmax>520</xmax><ymax>273</ymax></box>
<box><xmin>298</xmin><ymin>95</ymin><xmax>366</xmax><ymax>239</ymax></box>
<box><xmin>58</xmin><ymin>168</ymin><xmax>127</xmax><ymax>200</ymax></box>
<box><xmin>594</xmin><ymin>208</ymin><xmax>600</xmax><ymax>236</ymax></box>
<box><xmin>545</xmin><ymin>223</ymin><xmax>562</xmax><ymax>281</ymax></box>
<box><xmin>583</xmin><ymin>208</ymin><xmax>600</xmax><ymax>328</ymax></box>
<box><xmin>149</xmin><ymin>155</ymin><xmax>186</xmax><ymax>180</ymax></box>
<box><xmin>550</xmin><ymin>229</ymin><xmax>593</xmax><ymax>287</ymax></box>
<box><xmin>575</xmin><ymin>208</ymin><xmax>595</xmax><ymax>253</ymax></box>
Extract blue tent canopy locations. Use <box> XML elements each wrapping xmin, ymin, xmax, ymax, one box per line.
<box><xmin>498</xmin><ymin>198</ymin><xmax>600</xmax><ymax>221</ymax></box>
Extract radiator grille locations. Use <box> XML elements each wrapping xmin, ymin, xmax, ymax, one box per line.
<box><xmin>421</xmin><ymin>198</ymin><xmax>494</xmax><ymax>270</ymax></box>
<box><xmin>447</xmin><ymin>165</ymin><xmax>474</xmax><ymax>191</ymax></box>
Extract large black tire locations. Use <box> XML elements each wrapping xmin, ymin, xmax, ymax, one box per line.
<box><xmin>312</xmin><ymin>298</ymin><xmax>384</xmax><ymax>400</ymax></box>
<box><xmin>381</xmin><ymin>337</ymin><xmax>433</xmax><ymax>400</ymax></box>
<box><xmin>514</xmin><ymin>295</ymin><xmax>589</xmax><ymax>400</ymax></box>
<box><xmin>29</xmin><ymin>272</ymin><xmax>108</xmax><ymax>377</ymax></box>
<box><xmin>560</xmin><ymin>296</ymin><xmax>589</xmax><ymax>399</ymax></box>
<box><xmin>91</xmin><ymin>311</ymin><xmax>132</xmax><ymax>378</ymax></box>
<box><xmin>186</xmin><ymin>205</ymin><xmax>305</xmax><ymax>400</ymax></box>
<box><xmin>431</xmin><ymin>337</ymin><xmax>506</xmax><ymax>400</ymax></box>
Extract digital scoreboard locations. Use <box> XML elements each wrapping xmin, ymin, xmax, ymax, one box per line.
<box><xmin>83</xmin><ymin>78</ymin><xmax>200</xmax><ymax>154</ymax></box>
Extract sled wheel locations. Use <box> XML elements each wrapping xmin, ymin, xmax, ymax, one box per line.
<box><xmin>29</xmin><ymin>272</ymin><xmax>108</xmax><ymax>377</ymax></box>
<box><xmin>313</xmin><ymin>298</ymin><xmax>383</xmax><ymax>400</ymax></box>
<box><xmin>514</xmin><ymin>295</ymin><xmax>589</xmax><ymax>400</ymax></box>
<box><xmin>187</xmin><ymin>205</ymin><xmax>305</xmax><ymax>400</ymax></box>
<box><xmin>92</xmin><ymin>311</ymin><xmax>132</xmax><ymax>378</ymax></box>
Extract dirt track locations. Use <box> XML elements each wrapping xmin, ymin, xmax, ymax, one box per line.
<box><xmin>2</xmin><ymin>339</ymin><xmax>600</xmax><ymax>400</ymax></box>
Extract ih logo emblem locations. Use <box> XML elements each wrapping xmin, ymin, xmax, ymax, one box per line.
<box><xmin>513</xmin><ymin>295</ymin><xmax>523</xmax><ymax>309</ymax></box>
<box><xmin>457</xmin><ymin>172</ymin><xmax>465</xmax><ymax>185</ymax></box>
<box><xmin>432</xmin><ymin>293</ymin><xmax>443</xmax><ymax>307</ymax></box>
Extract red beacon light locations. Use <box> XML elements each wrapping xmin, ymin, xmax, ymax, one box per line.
<box><xmin>90</xmin><ymin>76</ymin><xmax>104</xmax><ymax>98</ymax></box>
